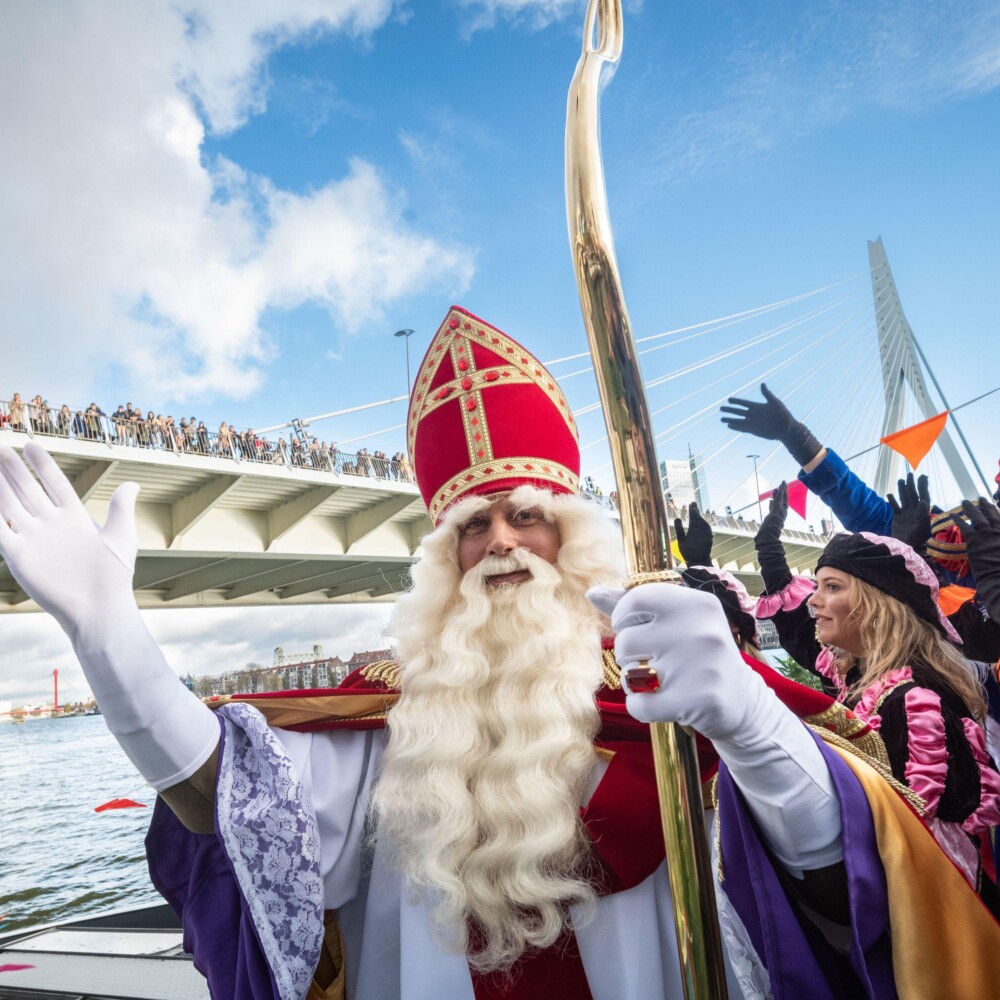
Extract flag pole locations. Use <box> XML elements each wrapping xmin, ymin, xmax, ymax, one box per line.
<box><xmin>565</xmin><ymin>2</ymin><xmax>729</xmax><ymax>995</ymax></box>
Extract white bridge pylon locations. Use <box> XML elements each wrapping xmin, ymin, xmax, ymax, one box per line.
<box><xmin>869</xmin><ymin>237</ymin><xmax>982</xmax><ymax>498</ymax></box>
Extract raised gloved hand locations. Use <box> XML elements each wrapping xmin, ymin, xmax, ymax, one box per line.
<box><xmin>754</xmin><ymin>481</ymin><xmax>793</xmax><ymax>594</ymax></box>
<box><xmin>957</xmin><ymin>498</ymin><xmax>1000</xmax><ymax>622</ymax></box>
<box><xmin>888</xmin><ymin>473</ymin><xmax>931</xmax><ymax>554</ymax></box>
<box><xmin>588</xmin><ymin>583</ymin><xmax>749</xmax><ymax>734</ymax></box>
<box><xmin>720</xmin><ymin>383</ymin><xmax>823</xmax><ymax>468</ymax></box>
<box><xmin>587</xmin><ymin>581</ymin><xmax>843</xmax><ymax>875</ymax></box>
<box><xmin>674</xmin><ymin>502</ymin><xmax>713</xmax><ymax>567</ymax></box>
<box><xmin>0</xmin><ymin>444</ymin><xmax>138</xmax><ymax>632</ymax></box>
<box><xmin>0</xmin><ymin>443</ymin><xmax>218</xmax><ymax>790</ymax></box>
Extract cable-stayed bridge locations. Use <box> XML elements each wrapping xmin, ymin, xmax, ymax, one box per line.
<box><xmin>0</xmin><ymin>239</ymin><xmax>989</xmax><ymax>611</ymax></box>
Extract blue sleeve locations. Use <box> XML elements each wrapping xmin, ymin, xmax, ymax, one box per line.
<box><xmin>798</xmin><ymin>448</ymin><xmax>893</xmax><ymax>534</ymax></box>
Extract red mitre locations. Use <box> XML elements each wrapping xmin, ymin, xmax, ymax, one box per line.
<box><xmin>408</xmin><ymin>306</ymin><xmax>580</xmax><ymax>523</ymax></box>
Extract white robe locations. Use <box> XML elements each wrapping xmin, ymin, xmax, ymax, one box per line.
<box><xmin>273</xmin><ymin>726</ymin><xmax>752</xmax><ymax>1000</ymax></box>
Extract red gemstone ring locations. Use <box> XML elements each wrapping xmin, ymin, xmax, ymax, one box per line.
<box><xmin>625</xmin><ymin>659</ymin><xmax>660</xmax><ymax>694</ymax></box>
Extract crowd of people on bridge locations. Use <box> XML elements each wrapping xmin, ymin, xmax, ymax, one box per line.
<box><xmin>1</xmin><ymin>391</ymin><xmax>414</xmax><ymax>484</ymax></box>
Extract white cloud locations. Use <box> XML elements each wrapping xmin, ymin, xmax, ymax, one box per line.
<box><xmin>0</xmin><ymin>1</ymin><xmax>473</xmax><ymax>405</ymax></box>
<box><xmin>455</xmin><ymin>0</ymin><xmax>584</xmax><ymax>32</ymax></box>
<box><xmin>641</xmin><ymin>1</ymin><xmax>1000</xmax><ymax>184</ymax></box>
<box><xmin>453</xmin><ymin>0</ymin><xmax>642</xmax><ymax>35</ymax></box>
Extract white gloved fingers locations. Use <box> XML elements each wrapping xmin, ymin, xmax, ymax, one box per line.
<box><xmin>23</xmin><ymin>442</ymin><xmax>79</xmax><ymax>507</ymax></box>
<box><xmin>0</xmin><ymin>446</ymin><xmax>51</xmax><ymax>517</ymax></box>
<box><xmin>0</xmin><ymin>509</ymin><xmax>17</xmax><ymax>547</ymax></box>
<box><xmin>586</xmin><ymin>584</ymin><xmax>626</xmax><ymax>619</ymax></box>
<box><xmin>613</xmin><ymin>621</ymin><xmax>662</xmax><ymax>667</ymax></box>
<box><xmin>0</xmin><ymin>465</ymin><xmax>27</xmax><ymax>528</ymax></box>
<box><xmin>609</xmin><ymin>582</ymin><xmax>721</xmax><ymax>633</ymax></box>
<box><xmin>101</xmin><ymin>482</ymin><xmax>140</xmax><ymax>572</ymax></box>
<box><xmin>623</xmin><ymin>690</ymin><xmax>668</xmax><ymax>724</ymax></box>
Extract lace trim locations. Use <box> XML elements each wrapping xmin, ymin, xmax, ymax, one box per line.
<box><xmin>712</xmin><ymin>814</ymin><xmax>773</xmax><ymax>999</ymax></box>
<box><xmin>217</xmin><ymin>703</ymin><xmax>324</xmax><ymax>1000</ymax></box>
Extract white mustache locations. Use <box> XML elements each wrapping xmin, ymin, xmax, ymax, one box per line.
<box><xmin>470</xmin><ymin>548</ymin><xmax>535</xmax><ymax>582</ymax></box>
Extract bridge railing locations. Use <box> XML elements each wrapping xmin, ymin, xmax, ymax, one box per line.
<box><xmin>0</xmin><ymin>398</ymin><xmax>416</xmax><ymax>486</ymax></box>
<box><xmin>580</xmin><ymin>489</ymin><xmax>831</xmax><ymax>542</ymax></box>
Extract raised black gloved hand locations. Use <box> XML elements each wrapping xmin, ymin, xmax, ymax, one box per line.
<box><xmin>888</xmin><ymin>473</ymin><xmax>931</xmax><ymax>554</ymax></box>
<box><xmin>956</xmin><ymin>499</ymin><xmax>1000</xmax><ymax>622</ymax></box>
<box><xmin>674</xmin><ymin>502</ymin><xmax>713</xmax><ymax>566</ymax></box>
<box><xmin>720</xmin><ymin>383</ymin><xmax>823</xmax><ymax>468</ymax></box>
<box><xmin>754</xmin><ymin>480</ymin><xmax>793</xmax><ymax>594</ymax></box>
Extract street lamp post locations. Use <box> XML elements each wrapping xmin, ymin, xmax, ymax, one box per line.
<box><xmin>748</xmin><ymin>454</ymin><xmax>762</xmax><ymax>521</ymax></box>
<box><xmin>394</xmin><ymin>329</ymin><xmax>414</xmax><ymax>391</ymax></box>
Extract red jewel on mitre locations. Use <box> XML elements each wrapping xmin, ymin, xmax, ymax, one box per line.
<box><xmin>408</xmin><ymin>306</ymin><xmax>580</xmax><ymax>523</ymax></box>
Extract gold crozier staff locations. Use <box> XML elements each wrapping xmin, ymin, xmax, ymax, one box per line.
<box><xmin>565</xmin><ymin>0</ymin><xmax>729</xmax><ymax>996</ymax></box>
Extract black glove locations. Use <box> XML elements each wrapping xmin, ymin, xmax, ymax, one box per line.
<box><xmin>957</xmin><ymin>499</ymin><xmax>1000</xmax><ymax>622</ymax></box>
<box><xmin>887</xmin><ymin>473</ymin><xmax>931</xmax><ymax>554</ymax></box>
<box><xmin>754</xmin><ymin>481</ymin><xmax>793</xmax><ymax>594</ymax></box>
<box><xmin>720</xmin><ymin>383</ymin><xmax>823</xmax><ymax>468</ymax></box>
<box><xmin>674</xmin><ymin>502</ymin><xmax>713</xmax><ymax>567</ymax></box>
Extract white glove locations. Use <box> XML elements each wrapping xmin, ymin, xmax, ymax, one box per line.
<box><xmin>588</xmin><ymin>582</ymin><xmax>843</xmax><ymax>876</ymax></box>
<box><xmin>0</xmin><ymin>443</ymin><xmax>219</xmax><ymax>791</ymax></box>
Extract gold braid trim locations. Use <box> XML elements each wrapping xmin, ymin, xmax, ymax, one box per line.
<box><xmin>359</xmin><ymin>660</ymin><xmax>402</xmax><ymax>689</ymax></box>
<box><xmin>806</xmin><ymin>723</ymin><xmax>928</xmax><ymax>816</ymax></box>
<box><xmin>874</xmin><ymin>678</ymin><xmax>914</xmax><ymax>715</ymax></box>
<box><xmin>625</xmin><ymin>570</ymin><xmax>682</xmax><ymax>589</ymax></box>
<box><xmin>803</xmin><ymin>703</ymin><xmax>892</xmax><ymax>772</ymax></box>
<box><xmin>601</xmin><ymin>648</ymin><xmax>621</xmax><ymax>690</ymax></box>
<box><xmin>708</xmin><ymin>774</ymin><xmax>724</xmax><ymax>884</ymax></box>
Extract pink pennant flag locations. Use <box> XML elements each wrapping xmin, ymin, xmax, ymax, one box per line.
<box><xmin>0</xmin><ymin>964</ymin><xmax>36</xmax><ymax>973</ymax></box>
<box><xmin>758</xmin><ymin>479</ymin><xmax>809</xmax><ymax>520</ymax></box>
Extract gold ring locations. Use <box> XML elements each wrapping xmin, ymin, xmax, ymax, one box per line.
<box><xmin>624</xmin><ymin>657</ymin><xmax>661</xmax><ymax>693</ymax></box>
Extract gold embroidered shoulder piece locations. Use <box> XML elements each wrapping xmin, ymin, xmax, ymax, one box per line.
<box><xmin>803</xmin><ymin>701</ymin><xmax>926</xmax><ymax>815</ymax></box>
<box><xmin>360</xmin><ymin>659</ymin><xmax>402</xmax><ymax>690</ymax></box>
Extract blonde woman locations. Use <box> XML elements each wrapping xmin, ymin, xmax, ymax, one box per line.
<box><xmin>759</xmin><ymin>526</ymin><xmax>1000</xmax><ymax>900</ymax></box>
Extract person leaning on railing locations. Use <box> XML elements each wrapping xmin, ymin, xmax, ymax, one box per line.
<box><xmin>8</xmin><ymin>393</ymin><xmax>26</xmax><ymax>431</ymax></box>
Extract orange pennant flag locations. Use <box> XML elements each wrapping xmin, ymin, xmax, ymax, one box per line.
<box><xmin>880</xmin><ymin>411</ymin><xmax>948</xmax><ymax>469</ymax></box>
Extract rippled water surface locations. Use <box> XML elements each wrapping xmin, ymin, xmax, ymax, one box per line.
<box><xmin>0</xmin><ymin>716</ymin><xmax>161</xmax><ymax>932</ymax></box>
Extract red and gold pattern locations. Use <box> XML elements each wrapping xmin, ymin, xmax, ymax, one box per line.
<box><xmin>408</xmin><ymin>306</ymin><xmax>580</xmax><ymax>522</ymax></box>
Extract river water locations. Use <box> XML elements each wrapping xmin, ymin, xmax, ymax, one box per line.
<box><xmin>0</xmin><ymin>715</ymin><xmax>161</xmax><ymax>933</ymax></box>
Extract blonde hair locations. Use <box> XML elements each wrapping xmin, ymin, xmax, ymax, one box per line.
<box><xmin>373</xmin><ymin>488</ymin><xmax>624</xmax><ymax>973</ymax></box>
<box><xmin>838</xmin><ymin>577</ymin><xmax>986</xmax><ymax>721</ymax></box>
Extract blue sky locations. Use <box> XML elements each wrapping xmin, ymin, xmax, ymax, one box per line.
<box><xmin>2</xmin><ymin>0</ymin><xmax>999</xmax><ymax>701</ymax></box>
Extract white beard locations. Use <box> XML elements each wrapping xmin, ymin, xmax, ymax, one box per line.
<box><xmin>372</xmin><ymin>539</ymin><xmax>610</xmax><ymax>973</ymax></box>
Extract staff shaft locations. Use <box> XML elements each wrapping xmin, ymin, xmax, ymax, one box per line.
<box><xmin>565</xmin><ymin>1</ymin><xmax>729</xmax><ymax>995</ymax></box>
